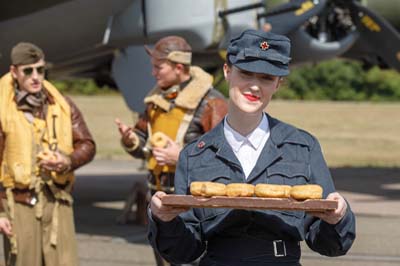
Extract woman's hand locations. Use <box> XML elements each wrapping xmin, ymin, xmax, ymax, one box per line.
<box><xmin>150</xmin><ymin>191</ymin><xmax>189</xmax><ymax>222</ymax></box>
<box><xmin>308</xmin><ymin>192</ymin><xmax>348</xmax><ymax>225</ymax></box>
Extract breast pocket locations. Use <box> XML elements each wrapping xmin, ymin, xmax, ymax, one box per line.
<box><xmin>266</xmin><ymin>162</ymin><xmax>310</xmax><ymax>186</ymax></box>
<box><xmin>189</xmin><ymin>165</ymin><xmax>231</xmax><ymax>183</ymax></box>
<box><xmin>189</xmin><ymin>165</ymin><xmax>231</xmax><ymax>221</ymax></box>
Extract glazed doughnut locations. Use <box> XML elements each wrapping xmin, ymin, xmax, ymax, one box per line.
<box><xmin>150</xmin><ymin>131</ymin><xmax>168</xmax><ymax>148</ymax></box>
<box><xmin>190</xmin><ymin>181</ymin><xmax>227</xmax><ymax>197</ymax></box>
<box><xmin>37</xmin><ymin>149</ymin><xmax>56</xmax><ymax>161</ymax></box>
<box><xmin>226</xmin><ymin>183</ymin><xmax>255</xmax><ymax>197</ymax></box>
<box><xmin>255</xmin><ymin>184</ymin><xmax>291</xmax><ymax>198</ymax></box>
<box><xmin>290</xmin><ymin>184</ymin><xmax>323</xmax><ymax>200</ymax></box>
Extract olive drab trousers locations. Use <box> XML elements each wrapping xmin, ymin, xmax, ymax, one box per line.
<box><xmin>2</xmin><ymin>186</ymin><xmax>78</xmax><ymax>266</ymax></box>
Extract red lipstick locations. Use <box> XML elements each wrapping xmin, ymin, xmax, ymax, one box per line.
<box><xmin>243</xmin><ymin>93</ymin><xmax>260</xmax><ymax>102</ymax></box>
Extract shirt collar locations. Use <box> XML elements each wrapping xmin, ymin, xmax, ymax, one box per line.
<box><xmin>224</xmin><ymin>113</ymin><xmax>270</xmax><ymax>152</ymax></box>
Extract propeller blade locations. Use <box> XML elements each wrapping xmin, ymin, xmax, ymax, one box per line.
<box><xmin>262</xmin><ymin>0</ymin><xmax>327</xmax><ymax>35</ymax></box>
<box><xmin>349</xmin><ymin>1</ymin><xmax>400</xmax><ymax>70</ymax></box>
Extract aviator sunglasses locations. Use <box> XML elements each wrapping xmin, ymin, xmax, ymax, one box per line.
<box><xmin>21</xmin><ymin>66</ymin><xmax>45</xmax><ymax>76</ymax></box>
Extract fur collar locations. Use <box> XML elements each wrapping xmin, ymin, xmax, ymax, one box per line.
<box><xmin>144</xmin><ymin>66</ymin><xmax>213</xmax><ymax>111</ymax></box>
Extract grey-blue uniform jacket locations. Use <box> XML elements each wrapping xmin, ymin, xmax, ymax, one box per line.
<box><xmin>148</xmin><ymin>114</ymin><xmax>356</xmax><ymax>266</ymax></box>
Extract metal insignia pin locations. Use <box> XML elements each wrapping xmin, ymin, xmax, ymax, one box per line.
<box><xmin>260</xmin><ymin>41</ymin><xmax>269</xmax><ymax>50</ymax></box>
<box><xmin>197</xmin><ymin>141</ymin><xmax>205</xmax><ymax>148</ymax></box>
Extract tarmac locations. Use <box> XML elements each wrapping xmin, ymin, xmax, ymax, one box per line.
<box><xmin>1</xmin><ymin>159</ymin><xmax>400</xmax><ymax>266</ymax></box>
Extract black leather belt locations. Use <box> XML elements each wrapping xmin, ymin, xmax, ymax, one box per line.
<box><xmin>205</xmin><ymin>237</ymin><xmax>301</xmax><ymax>265</ymax></box>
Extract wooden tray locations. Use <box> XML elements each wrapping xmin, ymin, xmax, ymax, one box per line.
<box><xmin>161</xmin><ymin>195</ymin><xmax>338</xmax><ymax>211</ymax></box>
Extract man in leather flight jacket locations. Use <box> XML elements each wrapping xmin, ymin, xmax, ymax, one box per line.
<box><xmin>117</xmin><ymin>36</ymin><xmax>227</xmax><ymax>195</ymax></box>
<box><xmin>148</xmin><ymin>30</ymin><xmax>356</xmax><ymax>266</ymax></box>
<box><xmin>116</xmin><ymin>36</ymin><xmax>227</xmax><ymax>266</ymax></box>
<box><xmin>0</xmin><ymin>42</ymin><xmax>96</xmax><ymax>266</ymax></box>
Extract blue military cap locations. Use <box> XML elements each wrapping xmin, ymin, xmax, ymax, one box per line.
<box><xmin>227</xmin><ymin>29</ymin><xmax>291</xmax><ymax>76</ymax></box>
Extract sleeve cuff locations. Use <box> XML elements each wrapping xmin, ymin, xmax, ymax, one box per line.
<box><xmin>333</xmin><ymin>206</ymin><xmax>354</xmax><ymax>238</ymax></box>
<box><xmin>121</xmin><ymin>132</ymin><xmax>140</xmax><ymax>152</ymax></box>
<box><xmin>148</xmin><ymin>207</ymin><xmax>183</xmax><ymax>237</ymax></box>
<box><xmin>149</xmin><ymin>207</ymin><xmax>181</xmax><ymax>229</ymax></box>
<box><xmin>147</xmin><ymin>207</ymin><xmax>159</xmax><ymax>246</ymax></box>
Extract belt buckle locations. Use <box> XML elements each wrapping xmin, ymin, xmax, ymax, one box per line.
<box><xmin>29</xmin><ymin>195</ymin><xmax>37</xmax><ymax>206</ymax></box>
<box><xmin>273</xmin><ymin>240</ymin><xmax>286</xmax><ymax>257</ymax></box>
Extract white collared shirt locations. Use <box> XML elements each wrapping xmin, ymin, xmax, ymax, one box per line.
<box><xmin>224</xmin><ymin>114</ymin><xmax>270</xmax><ymax>179</ymax></box>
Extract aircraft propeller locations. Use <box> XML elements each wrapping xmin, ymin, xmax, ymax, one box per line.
<box><xmin>347</xmin><ymin>0</ymin><xmax>400</xmax><ymax>70</ymax></box>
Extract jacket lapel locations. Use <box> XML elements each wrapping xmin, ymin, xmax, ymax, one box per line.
<box><xmin>211</xmin><ymin>123</ymin><xmax>242</xmax><ymax>170</ymax></box>
<box><xmin>246</xmin><ymin>138</ymin><xmax>282</xmax><ymax>183</ymax></box>
<box><xmin>246</xmin><ymin>115</ymin><xmax>292</xmax><ymax>183</ymax></box>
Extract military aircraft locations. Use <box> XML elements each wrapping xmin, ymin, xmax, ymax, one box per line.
<box><xmin>1</xmin><ymin>0</ymin><xmax>399</xmax><ymax>111</ymax></box>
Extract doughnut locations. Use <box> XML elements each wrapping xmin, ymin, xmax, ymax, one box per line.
<box><xmin>37</xmin><ymin>149</ymin><xmax>56</xmax><ymax>161</ymax></box>
<box><xmin>150</xmin><ymin>131</ymin><xmax>168</xmax><ymax>148</ymax></box>
<box><xmin>190</xmin><ymin>181</ymin><xmax>226</xmax><ymax>197</ymax></box>
<box><xmin>290</xmin><ymin>184</ymin><xmax>323</xmax><ymax>200</ymax></box>
<box><xmin>226</xmin><ymin>183</ymin><xmax>255</xmax><ymax>197</ymax></box>
<box><xmin>190</xmin><ymin>181</ymin><xmax>206</xmax><ymax>196</ymax></box>
<box><xmin>255</xmin><ymin>184</ymin><xmax>291</xmax><ymax>198</ymax></box>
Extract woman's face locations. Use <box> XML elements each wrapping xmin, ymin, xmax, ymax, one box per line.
<box><xmin>223</xmin><ymin>64</ymin><xmax>281</xmax><ymax>116</ymax></box>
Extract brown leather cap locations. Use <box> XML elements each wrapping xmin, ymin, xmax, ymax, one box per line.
<box><xmin>11</xmin><ymin>42</ymin><xmax>44</xmax><ymax>66</ymax></box>
<box><xmin>145</xmin><ymin>36</ymin><xmax>192</xmax><ymax>65</ymax></box>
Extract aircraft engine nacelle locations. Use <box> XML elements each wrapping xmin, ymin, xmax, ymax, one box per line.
<box><xmin>106</xmin><ymin>0</ymin><xmax>263</xmax><ymax>50</ymax></box>
<box><xmin>263</xmin><ymin>0</ymin><xmax>400</xmax><ymax>71</ymax></box>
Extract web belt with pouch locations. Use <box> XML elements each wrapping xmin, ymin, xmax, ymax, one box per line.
<box><xmin>0</xmin><ymin>189</ymin><xmax>37</xmax><ymax>212</ymax></box>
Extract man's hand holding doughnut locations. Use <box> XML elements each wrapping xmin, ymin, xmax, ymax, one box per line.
<box><xmin>151</xmin><ymin>132</ymin><xmax>181</xmax><ymax>166</ymax></box>
<box><xmin>38</xmin><ymin>149</ymin><xmax>71</xmax><ymax>173</ymax></box>
<box><xmin>115</xmin><ymin>119</ymin><xmax>181</xmax><ymax>166</ymax></box>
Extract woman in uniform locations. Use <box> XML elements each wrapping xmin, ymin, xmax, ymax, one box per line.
<box><xmin>147</xmin><ymin>29</ymin><xmax>356</xmax><ymax>266</ymax></box>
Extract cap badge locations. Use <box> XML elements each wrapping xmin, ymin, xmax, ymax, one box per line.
<box><xmin>260</xmin><ymin>41</ymin><xmax>269</xmax><ymax>50</ymax></box>
<box><xmin>197</xmin><ymin>141</ymin><xmax>205</xmax><ymax>149</ymax></box>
